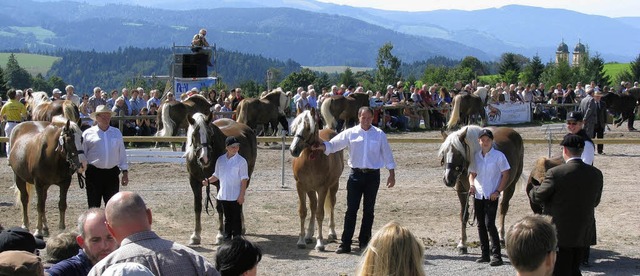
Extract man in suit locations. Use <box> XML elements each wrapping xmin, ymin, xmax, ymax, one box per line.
<box><xmin>593</xmin><ymin>89</ymin><xmax>607</xmax><ymax>154</ymax></box>
<box><xmin>529</xmin><ymin>134</ymin><xmax>603</xmax><ymax>276</ymax></box>
<box><xmin>579</xmin><ymin>86</ymin><xmax>597</xmax><ymax>138</ymax></box>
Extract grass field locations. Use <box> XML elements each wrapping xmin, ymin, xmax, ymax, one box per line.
<box><xmin>303</xmin><ymin>65</ymin><xmax>373</xmax><ymax>74</ymax></box>
<box><xmin>0</xmin><ymin>53</ymin><xmax>60</xmax><ymax>76</ymax></box>
<box><xmin>603</xmin><ymin>62</ymin><xmax>630</xmax><ymax>80</ymax></box>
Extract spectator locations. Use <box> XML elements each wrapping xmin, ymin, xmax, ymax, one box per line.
<box><xmin>215</xmin><ymin>237</ymin><xmax>262</xmax><ymax>276</ymax></box>
<box><xmin>105</xmin><ymin>90</ymin><xmax>118</xmax><ymax>110</ymax></box>
<box><xmin>88</xmin><ymin>87</ymin><xmax>106</xmax><ymax>112</ymax></box>
<box><xmin>129</xmin><ymin>89</ymin><xmax>144</xmax><ymax>116</ymax></box>
<box><xmin>46</xmin><ymin>208</ymin><xmax>118</xmax><ymax>276</ymax></box>
<box><xmin>216</xmin><ymin>90</ymin><xmax>227</xmax><ymax>106</ymax></box>
<box><xmin>529</xmin><ymin>134</ymin><xmax>603</xmax><ymax>276</ymax></box>
<box><xmin>191</xmin><ymin>28</ymin><xmax>213</xmax><ymax>67</ymax></box>
<box><xmin>79</xmin><ymin>94</ymin><xmax>93</xmax><ymax>128</ymax></box>
<box><xmin>146</xmin><ymin>90</ymin><xmax>161</xmax><ymax>110</ymax></box>
<box><xmin>0</xmin><ymin>226</ymin><xmax>46</xmax><ymax>254</ymax></box>
<box><xmin>579</xmin><ymin>87</ymin><xmax>597</xmax><ymax>138</ymax></box>
<box><xmin>136</xmin><ymin>107</ymin><xmax>153</xmax><ymax>137</ymax></box>
<box><xmin>307</xmin><ymin>89</ymin><xmax>318</xmax><ymax>109</ymax></box>
<box><xmin>0</xmin><ymin>89</ymin><xmax>28</xmax><ymax>155</ymax></box>
<box><xmin>165</xmin><ymin>92</ymin><xmax>177</xmax><ymax>104</ymax></box>
<box><xmin>295</xmin><ymin>91</ymin><xmax>310</xmax><ymax>115</ymax></box>
<box><xmin>63</xmin><ymin>85</ymin><xmax>81</xmax><ymax>106</ymax></box>
<box><xmin>565</xmin><ymin>111</ymin><xmax>595</xmax><ymax>165</ymax></box>
<box><xmin>51</xmin><ymin>88</ymin><xmax>63</xmax><ymax>101</ymax></box>
<box><xmin>120</xmin><ymin>88</ymin><xmax>133</xmax><ymax>116</ymax></box>
<box><xmin>592</xmin><ymin>90</ymin><xmax>607</xmax><ymax>154</ymax></box>
<box><xmin>220</xmin><ymin>99</ymin><xmax>233</xmax><ymax>118</ymax></box>
<box><xmin>87</xmin><ymin>192</ymin><xmax>219</xmax><ymax>275</ymax></box>
<box><xmin>356</xmin><ymin>221</ymin><xmax>424</xmax><ymax>276</ymax></box>
<box><xmin>112</xmin><ymin>97</ymin><xmax>135</xmax><ymax>135</ymax></box>
<box><xmin>506</xmin><ymin>215</ymin><xmax>557</xmax><ymax>276</ymax></box>
<box><xmin>231</xmin><ymin>88</ymin><xmax>243</xmax><ymax>112</ymax></box>
<box><xmin>44</xmin><ymin>232</ymin><xmax>80</xmax><ymax>268</ymax></box>
<box><xmin>0</xmin><ymin>250</ymin><xmax>44</xmax><ymax>276</ymax></box>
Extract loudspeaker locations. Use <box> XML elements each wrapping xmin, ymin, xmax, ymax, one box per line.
<box><xmin>173</xmin><ymin>63</ymin><xmax>207</xmax><ymax>78</ymax></box>
<box><xmin>174</xmin><ymin>53</ymin><xmax>208</xmax><ymax>65</ymax></box>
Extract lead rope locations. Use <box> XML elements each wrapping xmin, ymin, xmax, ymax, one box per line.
<box><xmin>204</xmin><ymin>174</ymin><xmax>216</xmax><ymax>216</ymax></box>
<box><xmin>463</xmin><ymin>190</ymin><xmax>476</xmax><ymax>227</ymax></box>
<box><xmin>77</xmin><ymin>173</ymin><xmax>85</xmax><ymax>189</ymax></box>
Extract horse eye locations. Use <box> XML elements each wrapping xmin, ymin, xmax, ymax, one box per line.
<box><xmin>455</xmin><ymin>166</ymin><xmax>460</xmax><ymax>171</ymax></box>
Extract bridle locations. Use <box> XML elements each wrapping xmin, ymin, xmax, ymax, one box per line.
<box><xmin>60</xmin><ymin>126</ymin><xmax>86</xmax><ymax>189</ymax></box>
<box><xmin>443</xmin><ymin>144</ymin><xmax>476</xmax><ymax>227</ymax></box>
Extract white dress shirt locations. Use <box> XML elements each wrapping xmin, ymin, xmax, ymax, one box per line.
<box><xmin>582</xmin><ymin>140</ymin><xmax>595</xmax><ymax>165</ymax></box>
<box><xmin>469</xmin><ymin>147</ymin><xmax>510</xmax><ymax>200</ymax></box>
<box><xmin>323</xmin><ymin>124</ymin><xmax>396</xmax><ymax>170</ymax></box>
<box><xmin>213</xmin><ymin>153</ymin><xmax>249</xmax><ymax>201</ymax></box>
<box><xmin>82</xmin><ymin>126</ymin><xmax>128</xmax><ymax>170</ymax></box>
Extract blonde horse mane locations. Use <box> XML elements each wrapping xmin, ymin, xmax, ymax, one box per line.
<box><xmin>185</xmin><ymin>113</ymin><xmax>209</xmax><ymax>160</ymax></box>
<box><xmin>438</xmin><ymin>125</ymin><xmax>483</xmax><ymax>171</ymax></box>
<box><xmin>290</xmin><ymin>110</ymin><xmax>317</xmax><ymax>138</ymax></box>
<box><xmin>446</xmin><ymin>95</ymin><xmax>462</xmax><ymax>129</ymax></box>
<box><xmin>61</xmin><ymin>100</ymin><xmax>78</xmax><ymax>123</ymax></box>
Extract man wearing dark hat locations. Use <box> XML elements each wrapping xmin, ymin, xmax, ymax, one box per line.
<box><xmin>579</xmin><ymin>86</ymin><xmax>597</xmax><ymax>138</ymax></box>
<box><xmin>0</xmin><ymin>227</ymin><xmax>46</xmax><ymax>254</ymax></box>
<box><xmin>201</xmin><ymin>136</ymin><xmax>249</xmax><ymax>241</ymax></box>
<box><xmin>565</xmin><ymin>111</ymin><xmax>595</xmax><ymax>165</ymax></box>
<box><xmin>468</xmin><ymin>128</ymin><xmax>510</xmax><ymax>266</ymax></box>
<box><xmin>82</xmin><ymin>105</ymin><xmax>129</xmax><ymax>208</ymax></box>
<box><xmin>592</xmin><ymin>90</ymin><xmax>608</xmax><ymax>154</ymax></box>
<box><xmin>529</xmin><ymin>134</ymin><xmax>603</xmax><ymax>276</ymax></box>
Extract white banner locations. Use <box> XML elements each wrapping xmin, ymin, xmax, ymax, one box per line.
<box><xmin>174</xmin><ymin>77</ymin><xmax>217</xmax><ymax>99</ymax></box>
<box><xmin>485</xmin><ymin>103</ymin><xmax>531</xmax><ymax>125</ymax></box>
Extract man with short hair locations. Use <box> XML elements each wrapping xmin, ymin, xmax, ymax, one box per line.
<box><xmin>88</xmin><ymin>87</ymin><xmax>106</xmax><ymax>112</ymax></box>
<box><xmin>565</xmin><ymin>111</ymin><xmax>595</xmax><ymax>165</ymax></box>
<box><xmin>46</xmin><ymin>209</ymin><xmax>118</xmax><ymax>276</ymax></box>
<box><xmin>579</xmin><ymin>87</ymin><xmax>596</xmax><ymax>138</ymax></box>
<box><xmin>51</xmin><ymin>88</ymin><xmax>63</xmax><ymax>101</ymax></box>
<box><xmin>129</xmin><ymin>89</ymin><xmax>144</xmax><ymax>116</ymax></box>
<box><xmin>0</xmin><ymin>89</ymin><xmax>28</xmax><ymax>155</ymax></box>
<box><xmin>506</xmin><ymin>215</ymin><xmax>557</xmax><ymax>276</ymax></box>
<box><xmin>120</xmin><ymin>88</ymin><xmax>133</xmax><ymax>116</ymax></box>
<box><xmin>63</xmin><ymin>85</ymin><xmax>81</xmax><ymax>106</ymax></box>
<box><xmin>147</xmin><ymin>90</ymin><xmax>161</xmax><ymax>110</ymax></box>
<box><xmin>192</xmin><ymin>28</ymin><xmax>213</xmax><ymax>67</ymax></box>
<box><xmin>529</xmin><ymin>134</ymin><xmax>603</xmax><ymax>276</ymax></box>
<box><xmin>88</xmin><ymin>192</ymin><xmax>219</xmax><ymax>276</ymax></box>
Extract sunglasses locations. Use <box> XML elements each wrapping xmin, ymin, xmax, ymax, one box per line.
<box><xmin>566</xmin><ymin>122</ymin><xmax>578</xmax><ymax>125</ymax></box>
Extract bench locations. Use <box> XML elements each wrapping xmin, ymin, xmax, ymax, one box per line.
<box><xmin>126</xmin><ymin>149</ymin><xmax>185</xmax><ymax>164</ymax></box>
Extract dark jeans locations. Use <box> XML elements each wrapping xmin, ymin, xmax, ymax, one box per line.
<box><xmin>220</xmin><ymin>200</ymin><xmax>242</xmax><ymax>240</ymax></box>
<box><xmin>554</xmin><ymin>246</ymin><xmax>584</xmax><ymax>276</ymax></box>
<box><xmin>85</xmin><ymin>165</ymin><xmax>120</xmax><ymax>208</ymax></box>
<box><xmin>340</xmin><ymin>169</ymin><xmax>380</xmax><ymax>249</ymax></box>
<box><xmin>593</xmin><ymin>124</ymin><xmax>604</xmax><ymax>153</ymax></box>
<box><xmin>474</xmin><ymin>198</ymin><xmax>501</xmax><ymax>258</ymax></box>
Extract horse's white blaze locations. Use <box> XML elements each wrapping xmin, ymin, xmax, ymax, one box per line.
<box><xmin>198</xmin><ymin>122</ymin><xmax>208</xmax><ymax>164</ymax></box>
<box><xmin>444</xmin><ymin>150</ymin><xmax>454</xmax><ymax>182</ymax></box>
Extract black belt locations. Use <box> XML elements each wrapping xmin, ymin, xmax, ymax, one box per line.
<box><xmin>352</xmin><ymin>168</ymin><xmax>379</xmax><ymax>174</ymax></box>
<box><xmin>7</xmin><ymin>121</ymin><xmax>20</xmax><ymax>123</ymax></box>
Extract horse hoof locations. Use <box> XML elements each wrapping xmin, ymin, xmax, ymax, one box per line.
<box><xmin>297</xmin><ymin>243</ymin><xmax>306</xmax><ymax>249</ymax></box>
<box><xmin>315</xmin><ymin>245</ymin><xmax>325</xmax><ymax>252</ymax></box>
<box><xmin>305</xmin><ymin>238</ymin><xmax>313</xmax><ymax>244</ymax></box>
<box><xmin>189</xmin><ymin>236</ymin><xmax>201</xmax><ymax>246</ymax></box>
<box><xmin>457</xmin><ymin>247</ymin><xmax>468</xmax><ymax>255</ymax></box>
<box><xmin>327</xmin><ymin>234</ymin><xmax>337</xmax><ymax>241</ymax></box>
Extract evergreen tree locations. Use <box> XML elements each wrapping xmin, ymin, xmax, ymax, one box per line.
<box><xmin>32</xmin><ymin>73</ymin><xmax>52</xmax><ymax>93</ymax></box>
<box><xmin>586</xmin><ymin>55</ymin><xmax>610</xmax><ymax>87</ymax></box>
<box><xmin>339</xmin><ymin>67</ymin><xmax>356</xmax><ymax>88</ymax></box>
<box><xmin>520</xmin><ymin>55</ymin><xmax>545</xmax><ymax>85</ymax></box>
<box><xmin>4</xmin><ymin>53</ymin><xmax>32</xmax><ymax>89</ymax></box>
<box><xmin>313</xmin><ymin>72</ymin><xmax>331</xmax><ymax>92</ymax></box>
<box><xmin>374</xmin><ymin>43</ymin><xmax>401</xmax><ymax>91</ymax></box>
<box><xmin>629</xmin><ymin>54</ymin><xmax>640</xmax><ymax>82</ymax></box>
<box><xmin>422</xmin><ymin>65</ymin><xmax>450</xmax><ymax>87</ymax></box>
<box><xmin>459</xmin><ymin>56</ymin><xmax>486</xmax><ymax>76</ymax></box>
<box><xmin>498</xmin><ymin>53</ymin><xmax>522</xmax><ymax>84</ymax></box>
<box><xmin>279</xmin><ymin>68</ymin><xmax>316</xmax><ymax>93</ymax></box>
<box><xmin>0</xmin><ymin>67</ymin><xmax>7</xmax><ymax>98</ymax></box>
<box><xmin>48</xmin><ymin>75</ymin><xmax>66</xmax><ymax>92</ymax></box>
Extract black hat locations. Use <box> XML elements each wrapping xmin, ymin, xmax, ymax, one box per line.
<box><xmin>225</xmin><ymin>136</ymin><xmax>240</xmax><ymax>147</ymax></box>
<box><xmin>0</xmin><ymin>227</ymin><xmax>46</xmax><ymax>253</ymax></box>
<box><xmin>478</xmin><ymin>129</ymin><xmax>494</xmax><ymax>140</ymax></box>
<box><xmin>566</xmin><ymin>111</ymin><xmax>583</xmax><ymax>122</ymax></box>
<box><xmin>560</xmin><ymin>134</ymin><xmax>585</xmax><ymax>149</ymax></box>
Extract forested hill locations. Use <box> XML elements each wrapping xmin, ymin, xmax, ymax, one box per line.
<box><xmin>46</xmin><ymin>47</ymin><xmax>301</xmax><ymax>93</ymax></box>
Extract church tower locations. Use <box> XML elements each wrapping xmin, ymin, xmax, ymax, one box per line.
<box><xmin>555</xmin><ymin>41</ymin><xmax>569</xmax><ymax>64</ymax></box>
<box><xmin>572</xmin><ymin>41</ymin><xmax>586</xmax><ymax>67</ymax></box>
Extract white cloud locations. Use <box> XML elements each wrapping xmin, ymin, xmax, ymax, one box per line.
<box><xmin>315</xmin><ymin>0</ymin><xmax>640</xmax><ymax>17</ymax></box>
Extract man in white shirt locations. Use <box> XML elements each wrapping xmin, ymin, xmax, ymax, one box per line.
<box><xmin>147</xmin><ymin>90</ymin><xmax>161</xmax><ymax>110</ymax></box>
<box><xmin>468</xmin><ymin>129</ymin><xmax>510</xmax><ymax>266</ymax></box>
<box><xmin>63</xmin><ymin>85</ymin><xmax>81</xmax><ymax>106</ymax></box>
<box><xmin>312</xmin><ymin>107</ymin><xmax>396</xmax><ymax>254</ymax></box>
<box><xmin>82</xmin><ymin>105</ymin><xmax>129</xmax><ymax>208</ymax></box>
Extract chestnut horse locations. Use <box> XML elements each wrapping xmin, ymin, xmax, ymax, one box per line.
<box><xmin>23</xmin><ymin>90</ymin><xmax>81</xmax><ymax>126</ymax></box>
<box><xmin>446</xmin><ymin>94</ymin><xmax>486</xmax><ymax>130</ymax></box>
<box><xmin>525</xmin><ymin>156</ymin><xmax>563</xmax><ymax>214</ymax></box>
<box><xmin>290</xmin><ymin>109</ymin><xmax>344</xmax><ymax>251</ymax></box>
<box><xmin>157</xmin><ymin>95</ymin><xmax>212</xmax><ymax>137</ymax></box>
<box><xmin>9</xmin><ymin>117</ymin><xmax>87</xmax><ymax>237</ymax></box>
<box><xmin>185</xmin><ymin>113</ymin><xmax>257</xmax><ymax>245</ymax></box>
<box><xmin>320</xmin><ymin>93</ymin><xmax>369</xmax><ymax>132</ymax></box>
<box><xmin>236</xmin><ymin>89</ymin><xmax>290</xmax><ymax>137</ymax></box>
<box><xmin>438</xmin><ymin>125</ymin><xmax>523</xmax><ymax>254</ymax></box>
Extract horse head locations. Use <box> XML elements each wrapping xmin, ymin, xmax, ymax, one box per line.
<box><xmin>186</xmin><ymin>112</ymin><xmax>214</xmax><ymax>167</ymax></box>
<box><xmin>289</xmin><ymin>109</ymin><xmax>318</xmax><ymax>157</ymax></box>
<box><xmin>57</xmin><ymin>118</ymin><xmax>87</xmax><ymax>174</ymax></box>
<box><xmin>437</xmin><ymin>126</ymin><xmax>483</xmax><ymax>187</ymax></box>
<box><xmin>277</xmin><ymin>88</ymin><xmax>291</xmax><ymax>116</ymax></box>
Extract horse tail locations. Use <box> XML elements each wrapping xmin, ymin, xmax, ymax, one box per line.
<box><xmin>14</xmin><ymin>183</ymin><xmax>34</xmax><ymax>212</ymax></box>
<box><xmin>236</xmin><ymin>100</ymin><xmax>247</xmax><ymax>124</ymax></box>
<box><xmin>157</xmin><ymin>104</ymin><xmax>174</xmax><ymax>137</ymax></box>
<box><xmin>62</xmin><ymin>101</ymin><xmax>79</xmax><ymax>124</ymax></box>
<box><xmin>320</xmin><ymin>98</ymin><xmax>335</xmax><ymax>130</ymax></box>
<box><xmin>447</xmin><ymin>95</ymin><xmax>461</xmax><ymax>129</ymax></box>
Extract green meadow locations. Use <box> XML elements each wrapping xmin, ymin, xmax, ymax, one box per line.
<box><xmin>0</xmin><ymin>53</ymin><xmax>61</xmax><ymax>76</ymax></box>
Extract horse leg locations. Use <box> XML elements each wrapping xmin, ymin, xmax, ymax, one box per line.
<box><xmin>215</xmin><ymin>196</ymin><xmax>225</xmax><ymax>245</ymax></box>
<box><xmin>296</xmin><ymin>187</ymin><xmax>308</xmax><ymax>249</ymax></box>
<box><xmin>58</xmin><ymin>180</ymin><xmax>70</xmax><ymax>231</ymax></box>
<box><xmin>305</xmin><ymin>191</ymin><xmax>317</xmax><ymax>245</ymax></box>
<box><xmin>314</xmin><ymin>188</ymin><xmax>329</xmax><ymax>251</ymax></box>
<box><xmin>498</xmin><ymin>182</ymin><xmax>517</xmax><ymax>246</ymax></box>
<box><xmin>16</xmin><ymin>177</ymin><xmax>30</xmax><ymax>230</ymax></box>
<box><xmin>455</xmin><ymin>179</ymin><xmax>470</xmax><ymax>254</ymax></box>
<box><xmin>327</xmin><ymin>182</ymin><xmax>339</xmax><ymax>241</ymax></box>
<box><xmin>34</xmin><ymin>182</ymin><xmax>49</xmax><ymax>237</ymax></box>
<box><xmin>189</xmin><ymin>178</ymin><xmax>202</xmax><ymax>245</ymax></box>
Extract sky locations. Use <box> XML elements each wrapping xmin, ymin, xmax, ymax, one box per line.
<box><xmin>314</xmin><ymin>0</ymin><xmax>639</xmax><ymax>18</ymax></box>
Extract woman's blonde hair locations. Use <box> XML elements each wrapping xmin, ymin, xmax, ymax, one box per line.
<box><xmin>356</xmin><ymin>221</ymin><xmax>425</xmax><ymax>276</ymax></box>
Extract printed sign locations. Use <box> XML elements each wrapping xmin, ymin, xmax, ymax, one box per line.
<box><xmin>485</xmin><ymin>103</ymin><xmax>531</xmax><ymax>125</ymax></box>
<box><xmin>174</xmin><ymin>77</ymin><xmax>217</xmax><ymax>99</ymax></box>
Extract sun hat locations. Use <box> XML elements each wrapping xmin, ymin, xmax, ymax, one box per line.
<box><xmin>90</xmin><ymin>105</ymin><xmax>116</xmax><ymax>121</ymax></box>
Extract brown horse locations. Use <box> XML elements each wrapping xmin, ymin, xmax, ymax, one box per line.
<box><xmin>438</xmin><ymin>125</ymin><xmax>524</xmax><ymax>254</ymax></box>
<box><xmin>23</xmin><ymin>91</ymin><xmax>51</xmax><ymax>116</ymax></box>
<box><xmin>320</xmin><ymin>93</ymin><xmax>370</xmax><ymax>132</ymax></box>
<box><xmin>185</xmin><ymin>113</ymin><xmax>257</xmax><ymax>245</ymax></box>
<box><xmin>446</xmin><ymin>94</ymin><xmax>486</xmax><ymax>130</ymax></box>
<box><xmin>156</xmin><ymin>95</ymin><xmax>212</xmax><ymax>137</ymax></box>
<box><xmin>236</xmin><ymin>89</ymin><xmax>290</xmax><ymax>137</ymax></box>
<box><xmin>525</xmin><ymin>156</ymin><xmax>563</xmax><ymax>214</ymax></box>
<box><xmin>290</xmin><ymin>109</ymin><xmax>344</xmax><ymax>251</ymax></box>
<box><xmin>31</xmin><ymin>100</ymin><xmax>81</xmax><ymax>126</ymax></box>
<box><xmin>9</xmin><ymin>117</ymin><xmax>87</xmax><ymax>237</ymax></box>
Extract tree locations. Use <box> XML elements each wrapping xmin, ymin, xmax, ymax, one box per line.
<box><xmin>279</xmin><ymin>68</ymin><xmax>316</xmax><ymax>93</ymax></box>
<box><xmin>459</xmin><ymin>56</ymin><xmax>486</xmax><ymax>76</ymax></box>
<box><xmin>585</xmin><ymin>55</ymin><xmax>610</xmax><ymax>87</ymax></box>
<box><xmin>0</xmin><ymin>67</ymin><xmax>7</xmax><ymax>98</ymax></box>
<box><xmin>48</xmin><ymin>75</ymin><xmax>66</xmax><ymax>92</ymax></box>
<box><xmin>374</xmin><ymin>42</ymin><xmax>401</xmax><ymax>91</ymax></box>
<box><xmin>422</xmin><ymin>65</ymin><xmax>450</xmax><ymax>87</ymax></box>
<box><xmin>629</xmin><ymin>54</ymin><xmax>640</xmax><ymax>82</ymax></box>
<box><xmin>520</xmin><ymin>55</ymin><xmax>545</xmax><ymax>85</ymax></box>
<box><xmin>4</xmin><ymin>53</ymin><xmax>32</xmax><ymax>89</ymax></box>
<box><xmin>313</xmin><ymin>72</ymin><xmax>331</xmax><ymax>92</ymax></box>
<box><xmin>498</xmin><ymin>53</ymin><xmax>522</xmax><ymax>84</ymax></box>
<box><xmin>32</xmin><ymin>73</ymin><xmax>52</xmax><ymax>92</ymax></box>
<box><xmin>339</xmin><ymin>67</ymin><xmax>356</xmax><ymax>88</ymax></box>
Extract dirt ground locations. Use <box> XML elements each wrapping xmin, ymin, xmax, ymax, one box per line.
<box><xmin>1</xmin><ymin>123</ymin><xmax>639</xmax><ymax>275</ymax></box>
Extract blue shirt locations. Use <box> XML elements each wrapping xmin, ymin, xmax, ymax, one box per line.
<box><xmin>46</xmin><ymin>249</ymin><xmax>93</xmax><ymax>276</ymax></box>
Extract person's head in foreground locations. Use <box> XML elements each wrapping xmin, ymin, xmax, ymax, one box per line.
<box><xmin>215</xmin><ymin>237</ymin><xmax>262</xmax><ymax>276</ymax></box>
<box><xmin>506</xmin><ymin>215</ymin><xmax>558</xmax><ymax>276</ymax></box>
<box><xmin>357</xmin><ymin>221</ymin><xmax>425</xmax><ymax>276</ymax></box>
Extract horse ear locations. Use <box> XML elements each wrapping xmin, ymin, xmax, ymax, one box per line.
<box><xmin>187</xmin><ymin>115</ymin><xmax>195</xmax><ymax>125</ymax></box>
<box><xmin>309</xmin><ymin>107</ymin><xmax>316</xmax><ymax>117</ymax></box>
<box><xmin>440</xmin><ymin>128</ymin><xmax>449</xmax><ymax>140</ymax></box>
<box><xmin>459</xmin><ymin>127</ymin><xmax>468</xmax><ymax>142</ymax></box>
<box><xmin>206</xmin><ymin>111</ymin><xmax>214</xmax><ymax>123</ymax></box>
<box><xmin>65</xmin><ymin>119</ymin><xmax>71</xmax><ymax>130</ymax></box>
